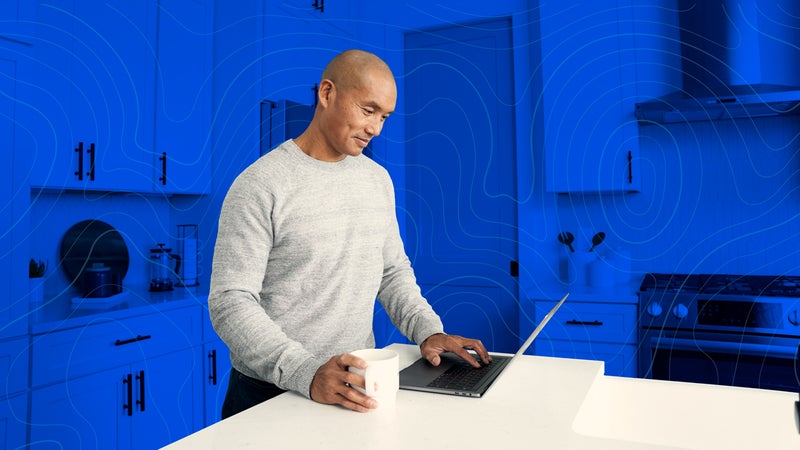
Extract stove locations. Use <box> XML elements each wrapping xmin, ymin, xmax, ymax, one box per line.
<box><xmin>639</xmin><ymin>273</ymin><xmax>800</xmax><ymax>392</ymax></box>
<box><xmin>640</xmin><ymin>273</ymin><xmax>800</xmax><ymax>298</ymax></box>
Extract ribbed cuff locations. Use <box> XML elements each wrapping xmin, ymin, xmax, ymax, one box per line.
<box><xmin>287</xmin><ymin>356</ymin><xmax>330</xmax><ymax>399</ymax></box>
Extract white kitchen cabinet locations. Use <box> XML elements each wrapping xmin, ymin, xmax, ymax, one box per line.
<box><xmin>0</xmin><ymin>394</ymin><xmax>27</xmax><ymax>450</ymax></box>
<box><xmin>201</xmin><ymin>307</ymin><xmax>231</xmax><ymax>426</ymax></box>
<box><xmin>528</xmin><ymin>296</ymin><xmax>638</xmax><ymax>377</ymax></box>
<box><xmin>29</xmin><ymin>305</ymin><xmax>203</xmax><ymax>449</ymax></box>
<box><xmin>261</xmin><ymin>0</ymin><xmax>354</xmax><ymax>104</ymax></box>
<box><xmin>153</xmin><ymin>0</ymin><xmax>213</xmax><ymax>195</ymax></box>
<box><xmin>29</xmin><ymin>0</ymin><xmax>213</xmax><ymax>194</ymax></box>
<box><xmin>202</xmin><ymin>339</ymin><xmax>231</xmax><ymax>425</ymax></box>
<box><xmin>539</xmin><ymin>0</ymin><xmax>640</xmax><ymax>193</ymax></box>
<box><xmin>0</xmin><ymin>40</ymin><xmax>29</xmax><ymax>340</ymax></box>
<box><xmin>30</xmin><ymin>349</ymin><xmax>200</xmax><ymax>449</ymax></box>
<box><xmin>30</xmin><ymin>0</ymin><xmax>157</xmax><ymax>192</ymax></box>
<box><xmin>0</xmin><ymin>337</ymin><xmax>29</xmax><ymax>450</ymax></box>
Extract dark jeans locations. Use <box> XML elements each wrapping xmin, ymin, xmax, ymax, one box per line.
<box><xmin>221</xmin><ymin>367</ymin><xmax>287</xmax><ymax>419</ymax></box>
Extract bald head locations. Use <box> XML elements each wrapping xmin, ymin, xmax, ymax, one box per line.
<box><xmin>321</xmin><ymin>49</ymin><xmax>394</xmax><ymax>93</ymax></box>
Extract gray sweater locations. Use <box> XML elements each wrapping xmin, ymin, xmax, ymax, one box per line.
<box><xmin>209</xmin><ymin>140</ymin><xmax>444</xmax><ymax>397</ymax></box>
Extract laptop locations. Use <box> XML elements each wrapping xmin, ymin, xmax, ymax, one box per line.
<box><xmin>399</xmin><ymin>293</ymin><xmax>568</xmax><ymax>398</ymax></box>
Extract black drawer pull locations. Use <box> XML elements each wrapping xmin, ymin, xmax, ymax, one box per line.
<box><xmin>86</xmin><ymin>142</ymin><xmax>96</xmax><ymax>181</ymax></box>
<box><xmin>114</xmin><ymin>334</ymin><xmax>152</xmax><ymax>346</ymax></box>
<box><xmin>208</xmin><ymin>349</ymin><xmax>218</xmax><ymax>385</ymax></box>
<box><xmin>74</xmin><ymin>142</ymin><xmax>84</xmax><ymax>180</ymax></box>
<box><xmin>565</xmin><ymin>320</ymin><xmax>604</xmax><ymax>326</ymax></box>
<box><xmin>135</xmin><ymin>370</ymin><xmax>145</xmax><ymax>412</ymax></box>
<box><xmin>123</xmin><ymin>373</ymin><xmax>133</xmax><ymax>416</ymax></box>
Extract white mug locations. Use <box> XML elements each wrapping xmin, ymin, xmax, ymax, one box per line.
<box><xmin>348</xmin><ymin>348</ymin><xmax>399</xmax><ymax>410</ymax></box>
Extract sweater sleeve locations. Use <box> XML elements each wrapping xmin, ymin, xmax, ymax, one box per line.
<box><xmin>375</xmin><ymin>173</ymin><xmax>445</xmax><ymax>343</ymax></box>
<box><xmin>208</xmin><ymin>169</ymin><xmax>326</xmax><ymax>397</ymax></box>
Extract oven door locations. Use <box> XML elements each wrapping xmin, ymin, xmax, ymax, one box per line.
<box><xmin>640</xmin><ymin>330</ymin><xmax>800</xmax><ymax>392</ymax></box>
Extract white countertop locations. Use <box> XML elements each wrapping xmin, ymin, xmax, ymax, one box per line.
<box><xmin>163</xmin><ymin>344</ymin><xmax>800</xmax><ymax>450</ymax></box>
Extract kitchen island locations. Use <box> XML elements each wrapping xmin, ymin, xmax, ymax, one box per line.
<box><xmin>162</xmin><ymin>344</ymin><xmax>799</xmax><ymax>450</ymax></box>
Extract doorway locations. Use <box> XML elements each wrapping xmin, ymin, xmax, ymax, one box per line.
<box><xmin>403</xmin><ymin>18</ymin><xmax>519</xmax><ymax>352</ymax></box>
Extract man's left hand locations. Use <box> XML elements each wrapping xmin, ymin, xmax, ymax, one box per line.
<box><xmin>420</xmin><ymin>333</ymin><xmax>491</xmax><ymax>367</ymax></box>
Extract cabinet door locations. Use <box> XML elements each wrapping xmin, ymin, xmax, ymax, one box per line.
<box><xmin>261</xmin><ymin>1</ymin><xmax>354</xmax><ymax>104</ymax></box>
<box><xmin>0</xmin><ymin>338</ymin><xmax>29</xmax><ymax>398</ymax></box>
<box><xmin>131</xmin><ymin>349</ymin><xmax>202</xmax><ymax>449</ymax></box>
<box><xmin>30</xmin><ymin>0</ymin><xmax>156</xmax><ymax>191</ymax></box>
<box><xmin>539</xmin><ymin>0</ymin><xmax>640</xmax><ymax>193</ymax></box>
<box><xmin>0</xmin><ymin>394</ymin><xmax>27</xmax><ymax>450</ymax></box>
<box><xmin>29</xmin><ymin>0</ymin><xmax>84</xmax><ymax>190</ymax></box>
<box><xmin>153</xmin><ymin>0</ymin><xmax>213</xmax><ymax>195</ymax></box>
<box><xmin>203</xmin><ymin>339</ymin><xmax>232</xmax><ymax>426</ymax></box>
<box><xmin>0</xmin><ymin>45</ymin><xmax>28</xmax><ymax>339</ymax></box>
<box><xmin>30</xmin><ymin>368</ymin><xmax>131</xmax><ymax>450</ymax></box>
<box><xmin>536</xmin><ymin>340</ymin><xmax>637</xmax><ymax>377</ymax></box>
<box><xmin>70</xmin><ymin>0</ymin><xmax>156</xmax><ymax>192</ymax></box>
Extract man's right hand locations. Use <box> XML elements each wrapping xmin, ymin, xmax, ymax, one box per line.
<box><xmin>309</xmin><ymin>354</ymin><xmax>378</xmax><ymax>413</ymax></box>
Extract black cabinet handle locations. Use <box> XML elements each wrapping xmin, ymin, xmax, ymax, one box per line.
<box><xmin>114</xmin><ymin>334</ymin><xmax>152</xmax><ymax>346</ymax></box>
<box><xmin>135</xmin><ymin>370</ymin><xmax>145</xmax><ymax>412</ymax></box>
<box><xmin>565</xmin><ymin>319</ymin><xmax>604</xmax><ymax>326</ymax></box>
<box><xmin>509</xmin><ymin>260</ymin><xmax>519</xmax><ymax>277</ymax></box>
<box><xmin>86</xmin><ymin>142</ymin><xmax>96</xmax><ymax>181</ymax></box>
<box><xmin>627</xmin><ymin>150</ymin><xmax>633</xmax><ymax>184</ymax></box>
<box><xmin>312</xmin><ymin>83</ymin><xmax>319</xmax><ymax>107</ymax></box>
<box><xmin>208</xmin><ymin>349</ymin><xmax>218</xmax><ymax>385</ymax></box>
<box><xmin>159</xmin><ymin>152</ymin><xmax>167</xmax><ymax>185</ymax></box>
<box><xmin>74</xmin><ymin>142</ymin><xmax>84</xmax><ymax>180</ymax></box>
<box><xmin>123</xmin><ymin>373</ymin><xmax>133</xmax><ymax>416</ymax></box>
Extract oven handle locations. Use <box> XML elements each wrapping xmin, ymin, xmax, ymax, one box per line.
<box><xmin>652</xmin><ymin>337</ymin><xmax>799</xmax><ymax>359</ymax></box>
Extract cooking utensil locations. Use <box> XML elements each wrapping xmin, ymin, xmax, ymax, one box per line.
<box><xmin>557</xmin><ymin>232</ymin><xmax>575</xmax><ymax>252</ymax></box>
<box><xmin>589</xmin><ymin>232</ymin><xmax>606</xmax><ymax>252</ymax></box>
<box><xmin>60</xmin><ymin>219</ymin><xmax>129</xmax><ymax>296</ymax></box>
<box><xmin>82</xmin><ymin>262</ymin><xmax>115</xmax><ymax>298</ymax></box>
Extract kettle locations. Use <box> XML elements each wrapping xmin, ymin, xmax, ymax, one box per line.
<box><xmin>149</xmin><ymin>243</ymin><xmax>181</xmax><ymax>292</ymax></box>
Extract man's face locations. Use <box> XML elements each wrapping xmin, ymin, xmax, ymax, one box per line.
<box><xmin>320</xmin><ymin>68</ymin><xmax>397</xmax><ymax>160</ymax></box>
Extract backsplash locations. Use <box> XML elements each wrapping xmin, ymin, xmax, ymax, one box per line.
<box><xmin>556</xmin><ymin>115</ymin><xmax>800</xmax><ymax>277</ymax></box>
<box><xmin>28</xmin><ymin>191</ymin><xmax>176</xmax><ymax>298</ymax></box>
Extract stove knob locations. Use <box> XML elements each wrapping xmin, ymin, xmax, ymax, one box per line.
<box><xmin>672</xmin><ymin>304</ymin><xmax>689</xmax><ymax>320</ymax></box>
<box><xmin>646</xmin><ymin>302</ymin><xmax>663</xmax><ymax>317</ymax></box>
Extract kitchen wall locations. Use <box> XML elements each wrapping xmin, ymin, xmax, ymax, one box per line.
<box><xmin>544</xmin><ymin>116</ymin><xmax>800</xmax><ymax>283</ymax></box>
<box><xmin>514</xmin><ymin>2</ymin><xmax>800</xmax><ymax>296</ymax></box>
<box><xmin>20</xmin><ymin>1</ymin><xmax>800</xmax><ymax>313</ymax></box>
<box><xmin>28</xmin><ymin>192</ymin><xmax>174</xmax><ymax>296</ymax></box>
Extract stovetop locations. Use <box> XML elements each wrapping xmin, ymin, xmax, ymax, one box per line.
<box><xmin>640</xmin><ymin>273</ymin><xmax>800</xmax><ymax>297</ymax></box>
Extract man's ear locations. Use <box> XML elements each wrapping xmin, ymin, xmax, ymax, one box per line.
<box><xmin>317</xmin><ymin>79</ymin><xmax>335</xmax><ymax>108</ymax></box>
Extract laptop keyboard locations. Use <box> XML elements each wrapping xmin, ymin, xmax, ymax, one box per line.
<box><xmin>427</xmin><ymin>357</ymin><xmax>503</xmax><ymax>390</ymax></box>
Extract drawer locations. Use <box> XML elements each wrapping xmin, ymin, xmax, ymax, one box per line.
<box><xmin>0</xmin><ymin>393</ymin><xmax>27</xmax><ymax>449</ymax></box>
<box><xmin>535</xmin><ymin>340</ymin><xmax>637</xmax><ymax>377</ymax></box>
<box><xmin>32</xmin><ymin>306</ymin><xmax>200</xmax><ymax>387</ymax></box>
<box><xmin>533</xmin><ymin>301</ymin><xmax>637</xmax><ymax>344</ymax></box>
<box><xmin>0</xmin><ymin>337</ymin><xmax>29</xmax><ymax>396</ymax></box>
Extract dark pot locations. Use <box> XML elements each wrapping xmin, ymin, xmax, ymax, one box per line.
<box><xmin>83</xmin><ymin>263</ymin><xmax>115</xmax><ymax>298</ymax></box>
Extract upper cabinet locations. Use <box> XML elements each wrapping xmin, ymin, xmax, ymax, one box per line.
<box><xmin>261</xmin><ymin>0</ymin><xmax>354</xmax><ymax>104</ymax></box>
<box><xmin>27</xmin><ymin>0</ymin><xmax>212</xmax><ymax>194</ymax></box>
<box><xmin>153</xmin><ymin>0</ymin><xmax>213</xmax><ymax>195</ymax></box>
<box><xmin>30</xmin><ymin>0</ymin><xmax>157</xmax><ymax>192</ymax></box>
<box><xmin>539</xmin><ymin>0</ymin><xmax>640</xmax><ymax>193</ymax></box>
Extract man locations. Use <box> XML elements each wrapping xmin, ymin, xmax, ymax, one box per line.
<box><xmin>209</xmin><ymin>49</ymin><xmax>490</xmax><ymax>416</ymax></box>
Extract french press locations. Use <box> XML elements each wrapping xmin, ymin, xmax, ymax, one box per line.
<box><xmin>149</xmin><ymin>243</ymin><xmax>181</xmax><ymax>292</ymax></box>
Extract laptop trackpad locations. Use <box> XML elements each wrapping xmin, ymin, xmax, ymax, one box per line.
<box><xmin>399</xmin><ymin>353</ymin><xmax>462</xmax><ymax>385</ymax></box>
